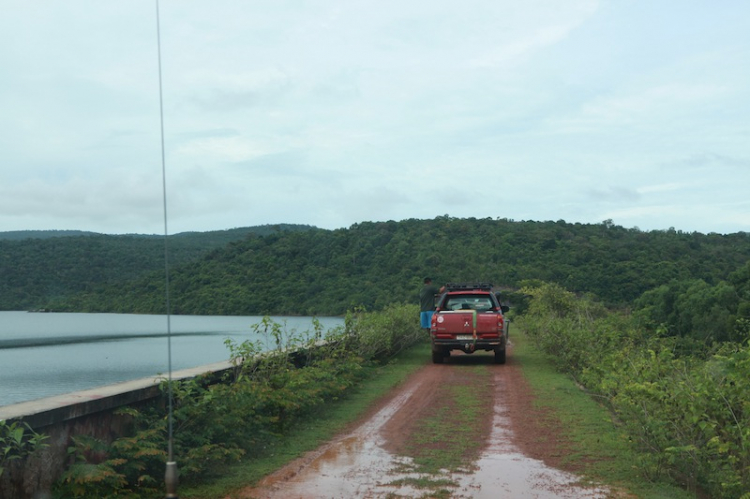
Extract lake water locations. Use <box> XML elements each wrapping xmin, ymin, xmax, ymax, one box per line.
<box><xmin>0</xmin><ymin>312</ymin><xmax>344</xmax><ymax>407</ymax></box>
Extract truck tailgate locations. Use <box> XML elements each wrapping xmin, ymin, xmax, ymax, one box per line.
<box><xmin>433</xmin><ymin>311</ymin><xmax>502</xmax><ymax>335</ymax></box>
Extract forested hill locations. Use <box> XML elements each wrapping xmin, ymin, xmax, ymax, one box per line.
<box><xmin>0</xmin><ymin>230</ymin><xmax>100</xmax><ymax>240</ymax></box>
<box><xmin>0</xmin><ymin>224</ymin><xmax>314</xmax><ymax>311</ymax></box>
<box><xmin>45</xmin><ymin>217</ymin><xmax>750</xmax><ymax>317</ymax></box>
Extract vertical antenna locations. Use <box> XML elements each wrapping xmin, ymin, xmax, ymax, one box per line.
<box><xmin>155</xmin><ymin>0</ymin><xmax>179</xmax><ymax>497</ymax></box>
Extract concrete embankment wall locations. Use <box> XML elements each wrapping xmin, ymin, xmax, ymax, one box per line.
<box><xmin>0</xmin><ymin>361</ymin><xmax>234</xmax><ymax>499</ymax></box>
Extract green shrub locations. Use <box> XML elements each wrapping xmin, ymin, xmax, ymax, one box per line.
<box><xmin>344</xmin><ymin>303</ymin><xmax>423</xmax><ymax>361</ymax></box>
<box><xmin>0</xmin><ymin>420</ymin><xmax>48</xmax><ymax>477</ymax></box>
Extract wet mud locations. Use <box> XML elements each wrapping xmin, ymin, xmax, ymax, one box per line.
<box><xmin>236</xmin><ymin>345</ymin><xmax>610</xmax><ymax>498</ymax></box>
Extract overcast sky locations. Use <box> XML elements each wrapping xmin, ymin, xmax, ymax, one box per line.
<box><xmin>1</xmin><ymin>1</ymin><xmax>748</xmax><ymax>236</ymax></box>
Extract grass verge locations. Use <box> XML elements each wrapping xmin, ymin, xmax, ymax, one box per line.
<box><xmin>512</xmin><ymin>330</ymin><xmax>697</xmax><ymax>499</ymax></box>
<box><xmin>179</xmin><ymin>341</ymin><xmax>431</xmax><ymax>499</ymax></box>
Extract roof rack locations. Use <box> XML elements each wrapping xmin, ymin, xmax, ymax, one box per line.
<box><xmin>445</xmin><ymin>282</ymin><xmax>494</xmax><ymax>291</ymax></box>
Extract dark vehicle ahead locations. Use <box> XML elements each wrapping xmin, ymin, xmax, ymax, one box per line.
<box><xmin>429</xmin><ymin>283</ymin><xmax>509</xmax><ymax>364</ymax></box>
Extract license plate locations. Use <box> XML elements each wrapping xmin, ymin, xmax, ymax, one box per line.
<box><xmin>456</xmin><ymin>334</ymin><xmax>474</xmax><ymax>340</ymax></box>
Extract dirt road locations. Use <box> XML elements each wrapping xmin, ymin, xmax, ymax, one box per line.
<box><xmin>236</xmin><ymin>345</ymin><xmax>611</xmax><ymax>498</ymax></box>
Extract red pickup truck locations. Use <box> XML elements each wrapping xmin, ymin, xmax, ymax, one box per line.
<box><xmin>429</xmin><ymin>283</ymin><xmax>509</xmax><ymax>364</ymax></box>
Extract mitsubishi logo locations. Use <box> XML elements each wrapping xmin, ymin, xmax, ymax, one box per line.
<box><xmin>464</xmin><ymin>321</ymin><xmax>470</xmax><ymax>327</ymax></box>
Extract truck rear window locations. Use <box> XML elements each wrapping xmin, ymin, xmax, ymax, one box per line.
<box><xmin>443</xmin><ymin>295</ymin><xmax>494</xmax><ymax>311</ymax></box>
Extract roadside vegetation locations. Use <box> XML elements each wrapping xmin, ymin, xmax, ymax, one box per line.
<box><xmin>518</xmin><ymin>281</ymin><xmax>750</xmax><ymax>499</ymax></box>
<box><xmin>511</xmin><ymin>331</ymin><xmax>696</xmax><ymax>499</ymax></box>
<box><xmin>49</xmin><ymin>303</ymin><xmax>424</xmax><ymax>498</ymax></box>
<box><xmin>0</xmin><ymin>421</ymin><xmax>47</xmax><ymax>480</ymax></box>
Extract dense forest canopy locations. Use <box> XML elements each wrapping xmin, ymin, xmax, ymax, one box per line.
<box><xmin>6</xmin><ymin>217</ymin><xmax>744</xmax><ymax>325</ymax></box>
<box><xmin>0</xmin><ymin>224</ymin><xmax>313</xmax><ymax>311</ymax></box>
<box><xmin>0</xmin><ymin>230</ymin><xmax>101</xmax><ymax>240</ymax></box>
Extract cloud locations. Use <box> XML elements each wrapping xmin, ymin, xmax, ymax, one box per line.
<box><xmin>469</xmin><ymin>25</ymin><xmax>579</xmax><ymax>69</ymax></box>
<box><xmin>0</xmin><ymin>170</ymin><xmax>164</xmax><ymax>233</ymax></box>
<box><xmin>716</xmin><ymin>208</ymin><xmax>750</xmax><ymax>231</ymax></box>
<box><xmin>231</xmin><ymin>150</ymin><xmax>312</xmax><ymax>177</ymax></box>
<box><xmin>547</xmin><ymin>83</ymin><xmax>730</xmax><ymax>137</ymax></box>
<box><xmin>588</xmin><ymin>186</ymin><xmax>641</xmax><ymax>202</ymax></box>
<box><xmin>682</xmin><ymin>153</ymin><xmax>750</xmax><ymax>169</ymax></box>
<box><xmin>172</xmin><ymin>136</ymin><xmax>274</xmax><ymax>164</ymax></box>
<box><xmin>181</xmin><ymin>67</ymin><xmax>292</xmax><ymax>112</ymax></box>
<box><xmin>636</xmin><ymin>183</ymin><xmax>686</xmax><ymax>195</ymax></box>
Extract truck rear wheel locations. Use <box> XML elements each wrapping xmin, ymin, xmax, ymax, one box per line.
<box><xmin>494</xmin><ymin>347</ymin><xmax>506</xmax><ymax>364</ymax></box>
<box><xmin>432</xmin><ymin>350</ymin><xmax>444</xmax><ymax>364</ymax></box>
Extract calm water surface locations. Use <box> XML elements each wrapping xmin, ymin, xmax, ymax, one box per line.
<box><xmin>0</xmin><ymin>312</ymin><xmax>343</xmax><ymax>407</ymax></box>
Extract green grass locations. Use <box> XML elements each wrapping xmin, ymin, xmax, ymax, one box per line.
<box><xmin>512</xmin><ymin>330</ymin><xmax>697</xmax><ymax>499</ymax></box>
<box><xmin>179</xmin><ymin>341</ymin><xmax>432</xmax><ymax>499</ymax></box>
<box><xmin>386</xmin><ymin>476</ymin><xmax>456</xmax><ymax>489</ymax></box>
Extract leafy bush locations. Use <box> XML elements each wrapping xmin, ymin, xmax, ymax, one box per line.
<box><xmin>343</xmin><ymin>303</ymin><xmax>423</xmax><ymax>361</ymax></box>
<box><xmin>0</xmin><ymin>421</ymin><xmax>49</xmax><ymax>498</ymax></box>
<box><xmin>633</xmin><ymin>263</ymin><xmax>750</xmax><ymax>348</ymax></box>
<box><xmin>0</xmin><ymin>420</ymin><xmax>48</xmax><ymax>477</ymax></box>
